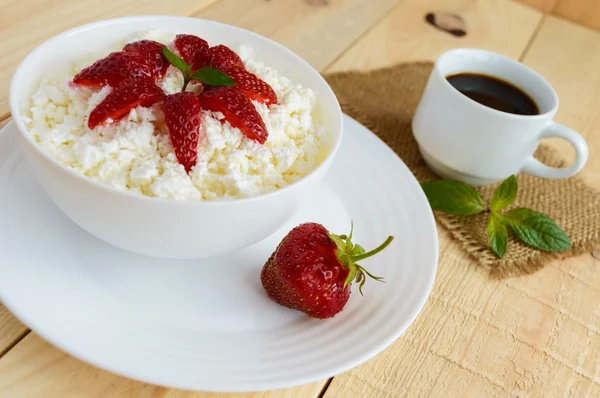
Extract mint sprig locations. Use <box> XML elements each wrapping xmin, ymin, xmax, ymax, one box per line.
<box><xmin>490</xmin><ymin>174</ymin><xmax>517</xmax><ymax>212</ymax></box>
<box><xmin>502</xmin><ymin>208</ymin><xmax>571</xmax><ymax>252</ymax></box>
<box><xmin>161</xmin><ymin>47</ymin><xmax>235</xmax><ymax>91</ymax></box>
<box><xmin>191</xmin><ymin>67</ymin><xmax>236</xmax><ymax>86</ymax></box>
<box><xmin>162</xmin><ymin>47</ymin><xmax>191</xmax><ymax>77</ymax></box>
<box><xmin>488</xmin><ymin>213</ymin><xmax>508</xmax><ymax>258</ymax></box>
<box><xmin>421</xmin><ymin>175</ymin><xmax>571</xmax><ymax>258</ymax></box>
<box><xmin>420</xmin><ymin>180</ymin><xmax>485</xmax><ymax>215</ymax></box>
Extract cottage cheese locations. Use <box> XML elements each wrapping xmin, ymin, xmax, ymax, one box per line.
<box><xmin>23</xmin><ymin>32</ymin><xmax>328</xmax><ymax>201</ymax></box>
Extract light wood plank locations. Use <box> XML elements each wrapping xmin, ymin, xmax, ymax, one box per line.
<box><xmin>0</xmin><ymin>334</ymin><xmax>326</xmax><ymax>397</ymax></box>
<box><xmin>0</xmin><ymin>0</ymin><xmax>220</xmax><ymax>119</ymax></box>
<box><xmin>193</xmin><ymin>0</ymin><xmax>401</xmax><ymax>72</ymax></box>
<box><xmin>521</xmin><ymin>16</ymin><xmax>600</xmax><ymax>187</ymax></box>
<box><xmin>0</xmin><ymin>117</ymin><xmax>10</xmax><ymax>129</ymax></box>
<box><xmin>517</xmin><ymin>0</ymin><xmax>600</xmax><ymax>32</ymax></box>
<box><xmin>0</xmin><ymin>119</ymin><xmax>29</xmax><ymax>357</ymax></box>
<box><xmin>0</xmin><ymin>1</ymin><xmax>375</xmax><ymax>394</ymax></box>
<box><xmin>0</xmin><ymin>0</ymin><xmax>399</xmax><ymax>395</ymax></box>
<box><xmin>325</xmin><ymin>231</ymin><xmax>600</xmax><ymax>396</ymax></box>
<box><xmin>0</xmin><ymin>1</ymin><xmax>402</xmax><ymax>396</ymax></box>
<box><xmin>0</xmin><ymin>303</ymin><xmax>28</xmax><ymax>358</ymax></box>
<box><xmin>326</xmin><ymin>0</ymin><xmax>541</xmax><ymax>72</ymax></box>
<box><xmin>322</xmin><ymin>2</ymin><xmax>600</xmax><ymax>397</ymax></box>
<box><xmin>2</xmin><ymin>2</ymin><xmax>600</xmax><ymax>398</ymax></box>
<box><xmin>516</xmin><ymin>0</ymin><xmax>558</xmax><ymax>13</ymax></box>
<box><xmin>553</xmin><ymin>0</ymin><xmax>600</xmax><ymax>32</ymax></box>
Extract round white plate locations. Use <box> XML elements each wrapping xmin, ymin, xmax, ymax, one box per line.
<box><xmin>0</xmin><ymin>114</ymin><xmax>438</xmax><ymax>392</ymax></box>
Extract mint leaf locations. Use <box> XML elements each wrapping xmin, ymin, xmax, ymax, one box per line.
<box><xmin>191</xmin><ymin>67</ymin><xmax>236</xmax><ymax>86</ymax></box>
<box><xmin>491</xmin><ymin>175</ymin><xmax>517</xmax><ymax>212</ymax></box>
<box><xmin>421</xmin><ymin>180</ymin><xmax>485</xmax><ymax>215</ymax></box>
<box><xmin>488</xmin><ymin>214</ymin><xmax>508</xmax><ymax>258</ymax></box>
<box><xmin>502</xmin><ymin>208</ymin><xmax>571</xmax><ymax>252</ymax></box>
<box><xmin>162</xmin><ymin>47</ymin><xmax>191</xmax><ymax>77</ymax></box>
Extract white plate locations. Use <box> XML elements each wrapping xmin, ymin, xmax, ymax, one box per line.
<box><xmin>0</xmin><ymin>114</ymin><xmax>438</xmax><ymax>392</ymax></box>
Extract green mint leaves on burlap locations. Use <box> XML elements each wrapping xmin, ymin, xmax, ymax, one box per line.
<box><xmin>419</xmin><ymin>180</ymin><xmax>485</xmax><ymax>215</ymax></box>
<box><xmin>421</xmin><ymin>175</ymin><xmax>571</xmax><ymax>258</ymax></box>
<box><xmin>487</xmin><ymin>213</ymin><xmax>508</xmax><ymax>258</ymax></box>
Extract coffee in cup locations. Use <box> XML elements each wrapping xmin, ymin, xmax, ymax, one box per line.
<box><xmin>412</xmin><ymin>48</ymin><xmax>588</xmax><ymax>186</ymax></box>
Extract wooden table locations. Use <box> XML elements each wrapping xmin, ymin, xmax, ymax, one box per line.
<box><xmin>1</xmin><ymin>1</ymin><xmax>599</xmax><ymax>396</ymax></box>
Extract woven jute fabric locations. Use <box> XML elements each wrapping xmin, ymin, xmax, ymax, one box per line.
<box><xmin>324</xmin><ymin>62</ymin><xmax>600</xmax><ymax>278</ymax></box>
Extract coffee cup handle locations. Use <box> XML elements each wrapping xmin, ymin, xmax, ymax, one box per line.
<box><xmin>522</xmin><ymin>122</ymin><xmax>589</xmax><ymax>179</ymax></box>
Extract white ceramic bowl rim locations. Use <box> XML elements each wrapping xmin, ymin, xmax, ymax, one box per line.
<box><xmin>9</xmin><ymin>15</ymin><xmax>343</xmax><ymax>207</ymax></box>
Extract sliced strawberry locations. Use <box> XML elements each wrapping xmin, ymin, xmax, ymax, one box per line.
<box><xmin>225</xmin><ymin>67</ymin><xmax>277</xmax><ymax>105</ymax></box>
<box><xmin>88</xmin><ymin>79</ymin><xmax>164</xmax><ymax>129</ymax></box>
<box><xmin>199</xmin><ymin>87</ymin><xmax>268</xmax><ymax>144</ymax></box>
<box><xmin>206</xmin><ymin>45</ymin><xmax>244</xmax><ymax>70</ymax></box>
<box><xmin>123</xmin><ymin>40</ymin><xmax>169</xmax><ymax>79</ymax></box>
<box><xmin>73</xmin><ymin>51</ymin><xmax>154</xmax><ymax>88</ymax></box>
<box><xmin>163</xmin><ymin>92</ymin><xmax>203</xmax><ymax>173</ymax></box>
<box><xmin>174</xmin><ymin>34</ymin><xmax>209</xmax><ymax>70</ymax></box>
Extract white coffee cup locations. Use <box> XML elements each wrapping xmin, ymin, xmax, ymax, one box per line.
<box><xmin>412</xmin><ymin>48</ymin><xmax>588</xmax><ymax>186</ymax></box>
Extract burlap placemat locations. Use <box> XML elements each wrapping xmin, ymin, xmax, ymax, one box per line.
<box><xmin>324</xmin><ymin>62</ymin><xmax>600</xmax><ymax>278</ymax></box>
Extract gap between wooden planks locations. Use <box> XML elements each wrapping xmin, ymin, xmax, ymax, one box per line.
<box><xmin>0</xmin><ymin>116</ymin><xmax>28</xmax><ymax>355</ymax></box>
<box><xmin>0</xmin><ymin>0</ymin><xmax>222</xmax><ymax>120</ymax></box>
<box><xmin>0</xmin><ymin>0</ymin><xmax>400</xmax><ymax>397</ymax></box>
<box><xmin>1</xmin><ymin>0</ymin><xmax>600</xmax><ymax>397</ymax></box>
<box><xmin>322</xmin><ymin>5</ymin><xmax>600</xmax><ymax>398</ymax></box>
<box><xmin>517</xmin><ymin>0</ymin><xmax>600</xmax><ymax>33</ymax></box>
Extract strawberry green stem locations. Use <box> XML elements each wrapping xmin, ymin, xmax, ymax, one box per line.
<box><xmin>345</xmin><ymin>221</ymin><xmax>354</xmax><ymax>252</ymax></box>
<box><xmin>182</xmin><ymin>78</ymin><xmax>190</xmax><ymax>92</ymax></box>
<box><xmin>349</xmin><ymin>236</ymin><xmax>394</xmax><ymax>262</ymax></box>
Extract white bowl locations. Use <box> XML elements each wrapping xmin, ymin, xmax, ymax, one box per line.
<box><xmin>9</xmin><ymin>16</ymin><xmax>343</xmax><ymax>259</ymax></box>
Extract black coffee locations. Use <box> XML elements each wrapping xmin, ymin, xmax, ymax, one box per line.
<box><xmin>446</xmin><ymin>73</ymin><xmax>539</xmax><ymax>116</ymax></box>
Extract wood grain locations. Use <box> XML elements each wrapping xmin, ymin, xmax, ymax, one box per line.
<box><xmin>0</xmin><ymin>119</ymin><xmax>29</xmax><ymax>358</ymax></box>
<box><xmin>0</xmin><ymin>333</ymin><xmax>327</xmax><ymax>397</ymax></box>
<box><xmin>1</xmin><ymin>1</ymin><xmax>600</xmax><ymax>397</ymax></box>
<box><xmin>0</xmin><ymin>117</ymin><xmax>10</xmax><ymax>129</ymax></box>
<box><xmin>0</xmin><ymin>0</ymin><xmax>409</xmax><ymax>396</ymax></box>
<box><xmin>516</xmin><ymin>0</ymin><xmax>559</xmax><ymax>13</ymax></box>
<box><xmin>554</xmin><ymin>0</ymin><xmax>600</xmax><ymax>32</ymax></box>
<box><xmin>516</xmin><ymin>0</ymin><xmax>600</xmax><ymax>33</ymax></box>
<box><xmin>325</xmin><ymin>231</ymin><xmax>600</xmax><ymax>396</ymax></box>
<box><xmin>522</xmin><ymin>16</ymin><xmax>600</xmax><ymax>187</ymax></box>
<box><xmin>321</xmin><ymin>3</ymin><xmax>600</xmax><ymax>398</ymax></box>
<box><xmin>326</xmin><ymin>0</ymin><xmax>542</xmax><ymax>72</ymax></box>
<box><xmin>194</xmin><ymin>0</ymin><xmax>400</xmax><ymax>71</ymax></box>
<box><xmin>0</xmin><ymin>0</ymin><xmax>219</xmax><ymax>119</ymax></box>
<box><xmin>0</xmin><ymin>304</ymin><xmax>28</xmax><ymax>358</ymax></box>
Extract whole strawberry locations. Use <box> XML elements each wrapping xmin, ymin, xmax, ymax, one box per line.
<box><xmin>261</xmin><ymin>222</ymin><xmax>394</xmax><ymax>319</ymax></box>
